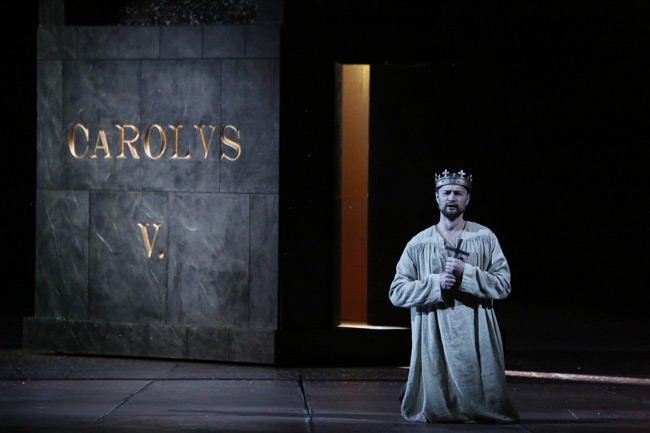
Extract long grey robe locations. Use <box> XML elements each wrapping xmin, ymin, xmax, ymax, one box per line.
<box><xmin>389</xmin><ymin>221</ymin><xmax>518</xmax><ymax>423</ymax></box>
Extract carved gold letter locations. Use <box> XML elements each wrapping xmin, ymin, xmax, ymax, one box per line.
<box><xmin>115</xmin><ymin>124</ymin><xmax>141</xmax><ymax>159</ymax></box>
<box><xmin>138</xmin><ymin>223</ymin><xmax>163</xmax><ymax>258</ymax></box>
<box><xmin>194</xmin><ymin>124</ymin><xmax>218</xmax><ymax>159</ymax></box>
<box><xmin>169</xmin><ymin>125</ymin><xmax>190</xmax><ymax>159</ymax></box>
<box><xmin>143</xmin><ymin>124</ymin><xmax>167</xmax><ymax>160</ymax></box>
<box><xmin>220</xmin><ymin>125</ymin><xmax>242</xmax><ymax>161</ymax></box>
<box><xmin>68</xmin><ymin>123</ymin><xmax>90</xmax><ymax>159</ymax></box>
<box><xmin>90</xmin><ymin>126</ymin><xmax>112</xmax><ymax>159</ymax></box>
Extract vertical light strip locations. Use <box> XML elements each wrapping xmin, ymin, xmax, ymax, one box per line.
<box><xmin>341</xmin><ymin>65</ymin><xmax>370</xmax><ymax>322</ymax></box>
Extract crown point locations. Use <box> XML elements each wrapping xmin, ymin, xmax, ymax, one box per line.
<box><xmin>435</xmin><ymin>169</ymin><xmax>473</xmax><ymax>192</ymax></box>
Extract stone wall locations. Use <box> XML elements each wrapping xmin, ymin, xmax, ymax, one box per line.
<box><xmin>26</xmin><ymin>6</ymin><xmax>281</xmax><ymax>363</ymax></box>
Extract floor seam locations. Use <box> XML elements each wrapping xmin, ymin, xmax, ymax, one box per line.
<box><xmin>297</xmin><ymin>369</ymin><xmax>314</xmax><ymax>432</ymax></box>
<box><xmin>94</xmin><ymin>362</ymin><xmax>181</xmax><ymax>422</ymax></box>
<box><xmin>94</xmin><ymin>379</ymin><xmax>155</xmax><ymax>424</ymax></box>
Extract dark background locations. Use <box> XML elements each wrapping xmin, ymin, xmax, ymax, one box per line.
<box><xmin>279</xmin><ymin>0</ymin><xmax>649</xmax><ymax>337</ymax></box>
<box><xmin>2</xmin><ymin>0</ymin><xmax>38</xmax><ymax>346</ymax></box>
<box><xmin>4</xmin><ymin>1</ymin><xmax>649</xmax><ymax>357</ymax></box>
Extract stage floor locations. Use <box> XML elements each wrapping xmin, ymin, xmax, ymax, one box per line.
<box><xmin>1</xmin><ymin>349</ymin><xmax>649</xmax><ymax>432</ymax></box>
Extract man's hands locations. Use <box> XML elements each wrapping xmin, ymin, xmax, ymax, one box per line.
<box><xmin>445</xmin><ymin>257</ymin><xmax>465</xmax><ymax>277</ymax></box>
<box><xmin>439</xmin><ymin>272</ymin><xmax>456</xmax><ymax>290</ymax></box>
<box><xmin>440</xmin><ymin>257</ymin><xmax>465</xmax><ymax>290</ymax></box>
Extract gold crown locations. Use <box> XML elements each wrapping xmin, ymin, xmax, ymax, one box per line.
<box><xmin>435</xmin><ymin>169</ymin><xmax>472</xmax><ymax>191</ymax></box>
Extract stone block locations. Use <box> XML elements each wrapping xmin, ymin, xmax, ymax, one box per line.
<box><xmin>167</xmin><ymin>193</ymin><xmax>250</xmax><ymax>327</ymax></box>
<box><xmin>23</xmin><ymin>319</ymin><xmax>276</xmax><ymax>364</ymax></box>
<box><xmin>62</xmin><ymin>60</ymin><xmax>141</xmax><ymax>190</ymax></box>
<box><xmin>249</xmin><ymin>194</ymin><xmax>279</xmax><ymax>329</ymax></box>
<box><xmin>139</xmin><ymin>59</ymin><xmax>223</xmax><ymax>192</ymax></box>
<box><xmin>88</xmin><ymin>191</ymin><xmax>168</xmax><ymax>323</ymax></box>
<box><xmin>220</xmin><ymin>120</ymin><xmax>278</xmax><ymax>193</ymax></box>
<box><xmin>203</xmin><ymin>26</ymin><xmax>245</xmax><ymax>58</ymax></box>
<box><xmin>221</xmin><ymin>59</ymin><xmax>280</xmax><ymax>121</ymax></box>
<box><xmin>37</xmin><ymin>27</ymin><xmax>76</xmax><ymax>60</ymax></box>
<box><xmin>118</xmin><ymin>27</ymin><xmax>160</xmax><ymax>59</ymax></box>
<box><xmin>141</xmin><ymin>59</ymin><xmax>221</xmax><ymax>124</ymax></box>
<box><xmin>160</xmin><ymin>26</ymin><xmax>202</xmax><ymax>58</ymax></box>
<box><xmin>186</xmin><ymin>326</ymin><xmax>232</xmax><ymax>360</ymax></box>
<box><xmin>23</xmin><ymin>320</ymin><xmax>188</xmax><ymax>359</ymax></box>
<box><xmin>23</xmin><ymin>319</ymin><xmax>89</xmax><ymax>353</ymax></box>
<box><xmin>231</xmin><ymin>328</ymin><xmax>275</xmax><ymax>363</ymax></box>
<box><xmin>35</xmin><ymin>190</ymin><xmax>89</xmax><ymax>320</ymax></box>
<box><xmin>37</xmin><ymin>60</ymin><xmax>63</xmax><ymax>189</ymax></box>
<box><xmin>144</xmin><ymin>158</ymin><xmax>222</xmax><ymax>193</ymax></box>
<box><xmin>98</xmin><ymin>322</ymin><xmax>187</xmax><ymax>358</ymax></box>
<box><xmin>78</xmin><ymin>27</ymin><xmax>119</xmax><ymax>59</ymax></box>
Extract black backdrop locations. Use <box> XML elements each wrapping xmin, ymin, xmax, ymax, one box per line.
<box><xmin>366</xmin><ymin>50</ymin><xmax>650</xmax><ymax>326</ymax></box>
<box><xmin>279</xmin><ymin>0</ymin><xmax>650</xmax><ymax>337</ymax></box>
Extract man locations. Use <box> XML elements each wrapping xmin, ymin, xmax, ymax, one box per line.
<box><xmin>389</xmin><ymin>169</ymin><xmax>518</xmax><ymax>423</ymax></box>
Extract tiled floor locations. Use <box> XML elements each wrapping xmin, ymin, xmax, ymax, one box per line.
<box><xmin>1</xmin><ymin>350</ymin><xmax>649</xmax><ymax>432</ymax></box>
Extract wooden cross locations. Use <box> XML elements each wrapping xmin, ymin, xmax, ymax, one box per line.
<box><xmin>445</xmin><ymin>238</ymin><xmax>470</xmax><ymax>259</ymax></box>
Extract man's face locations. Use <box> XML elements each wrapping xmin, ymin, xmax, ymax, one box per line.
<box><xmin>436</xmin><ymin>185</ymin><xmax>470</xmax><ymax>220</ymax></box>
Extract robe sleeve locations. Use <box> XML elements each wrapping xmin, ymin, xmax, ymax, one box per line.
<box><xmin>458</xmin><ymin>234</ymin><xmax>511</xmax><ymax>300</ymax></box>
<box><xmin>389</xmin><ymin>246</ymin><xmax>444</xmax><ymax>308</ymax></box>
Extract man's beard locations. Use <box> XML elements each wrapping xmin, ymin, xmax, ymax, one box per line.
<box><xmin>441</xmin><ymin>204</ymin><xmax>464</xmax><ymax>220</ymax></box>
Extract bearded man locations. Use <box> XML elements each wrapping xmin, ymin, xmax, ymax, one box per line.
<box><xmin>389</xmin><ymin>170</ymin><xmax>519</xmax><ymax>423</ymax></box>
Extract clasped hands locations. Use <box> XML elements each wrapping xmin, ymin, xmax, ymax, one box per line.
<box><xmin>440</xmin><ymin>257</ymin><xmax>465</xmax><ymax>290</ymax></box>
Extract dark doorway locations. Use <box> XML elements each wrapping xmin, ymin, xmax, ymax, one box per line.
<box><xmin>366</xmin><ymin>64</ymin><xmax>449</xmax><ymax>327</ymax></box>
